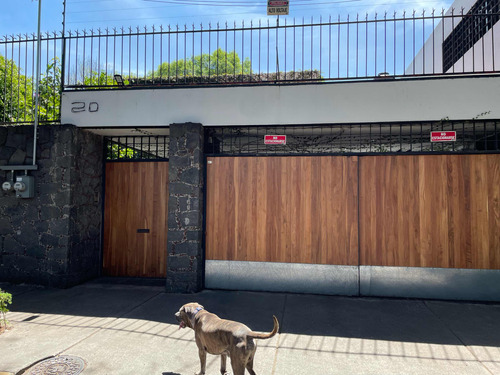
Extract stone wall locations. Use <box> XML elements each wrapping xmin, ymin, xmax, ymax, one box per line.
<box><xmin>0</xmin><ymin>125</ymin><xmax>103</xmax><ymax>287</ymax></box>
<box><xmin>166</xmin><ymin>122</ymin><xmax>204</xmax><ymax>293</ymax></box>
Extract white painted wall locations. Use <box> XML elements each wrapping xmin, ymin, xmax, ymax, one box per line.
<box><xmin>61</xmin><ymin>76</ymin><xmax>500</xmax><ymax>130</ymax></box>
<box><xmin>407</xmin><ymin>0</ymin><xmax>500</xmax><ymax>74</ymax></box>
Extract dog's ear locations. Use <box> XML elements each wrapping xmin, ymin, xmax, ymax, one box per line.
<box><xmin>183</xmin><ymin>303</ymin><xmax>204</xmax><ymax>316</ymax></box>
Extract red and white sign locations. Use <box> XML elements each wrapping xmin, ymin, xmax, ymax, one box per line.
<box><xmin>267</xmin><ymin>0</ymin><xmax>289</xmax><ymax>15</ymax></box>
<box><xmin>431</xmin><ymin>131</ymin><xmax>457</xmax><ymax>142</ymax></box>
<box><xmin>264</xmin><ymin>135</ymin><xmax>287</xmax><ymax>145</ymax></box>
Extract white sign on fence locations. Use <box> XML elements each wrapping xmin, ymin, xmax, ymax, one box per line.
<box><xmin>267</xmin><ymin>0</ymin><xmax>289</xmax><ymax>15</ymax></box>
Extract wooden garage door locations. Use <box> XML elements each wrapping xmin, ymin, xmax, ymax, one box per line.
<box><xmin>359</xmin><ymin>154</ymin><xmax>500</xmax><ymax>269</ymax></box>
<box><xmin>206</xmin><ymin>154</ymin><xmax>500</xmax><ymax>270</ymax></box>
<box><xmin>103</xmin><ymin>161</ymin><xmax>169</xmax><ymax>277</ymax></box>
<box><xmin>205</xmin><ymin>156</ymin><xmax>359</xmax><ymax>265</ymax></box>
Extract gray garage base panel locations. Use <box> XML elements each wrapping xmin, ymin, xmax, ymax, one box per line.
<box><xmin>205</xmin><ymin>260</ymin><xmax>359</xmax><ymax>296</ymax></box>
<box><xmin>360</xmin><ymin>266</ymin><xmax>500</xmax><ymax>301</ymax></box>
<box><xmin>205</xmin><ymin>261</ymin><xmax>500</xmax><ymax>301</ymax></box>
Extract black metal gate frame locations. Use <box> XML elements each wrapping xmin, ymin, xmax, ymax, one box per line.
<box><xmin>204</xmin><ymin>120</ymin><xmax>500</xmax><ymax>156</ymax></box>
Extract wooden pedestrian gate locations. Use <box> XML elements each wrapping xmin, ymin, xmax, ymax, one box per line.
<box><xmin>103</xmin><ymin>161</ymin><xmax>169</xmax><ymax>278</ymax></box>
<box><xmin>205</xmin><ymin>154</ymin><xmax>500</xmax><ymax>271</ymax></box>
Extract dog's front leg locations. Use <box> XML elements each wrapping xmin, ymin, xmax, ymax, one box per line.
<box><xmin>220</xmin><ymin>353</ymin><xmax>228</xmax><ymax>375</ymax></box>
<box><xmin>197</xmin><ymin>348</ymin><xmax>207</xmax><ymax>375</ymax></box>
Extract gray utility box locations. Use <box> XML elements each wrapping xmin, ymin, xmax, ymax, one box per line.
<box><xmin>14</xmin><ymin>175</ymin><xmax>35</xmax><ymax>198</ymax></box>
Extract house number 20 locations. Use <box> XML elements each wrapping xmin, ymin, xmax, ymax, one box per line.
<box><xmin>71</xmin><ymin>101</ymin><xmax>99</xmax><ymax>113</ymax></box>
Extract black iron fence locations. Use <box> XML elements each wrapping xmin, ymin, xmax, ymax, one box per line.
<box><xmin>105</xmin><ymin>136</ymin><xmax>169</xmax><ymax>161</ymax></box>
<box><xmin>204</xmin><ymin>121</ymin><xmax>500</xmax><ymax>155</ymax></box>
<box><xmin>1</xmin><ymin>10</ymin><xmax>499</xmax><ymax>124</ymax></box>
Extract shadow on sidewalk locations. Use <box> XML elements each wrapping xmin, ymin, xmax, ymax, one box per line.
<box><xmin>2</xmin><ymin>278</ymin><xmax>500</xmax><ymax>348</ymax></box>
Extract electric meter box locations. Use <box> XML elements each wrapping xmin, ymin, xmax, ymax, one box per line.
<box><xmin>15</xmin><ymin>175</ymin><xmax>35</xmax><ymax>198</ymax></box>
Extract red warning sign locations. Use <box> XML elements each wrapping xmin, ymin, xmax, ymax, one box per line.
<box><xmin>264</xmin><ymin>135</ymin><xmax>287</xmax><ymax>145</ymax></box>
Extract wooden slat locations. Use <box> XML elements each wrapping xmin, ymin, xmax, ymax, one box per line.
<box><xmin>206</xmin><ymin>156</ymin><xmax>359</xmax><ymax>265</ymax></box>
<box><xmin>103</xmin><ymin>161</ymin><xmax>168</xmax><ymax>277</ymax></box>
<box><xmin>359</xmin><ymin>155</ymin><xmax>500</xmax><ymax>269</ymax></box>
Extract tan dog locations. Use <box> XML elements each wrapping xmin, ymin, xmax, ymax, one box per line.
<box><xmin>175</xmin><ymin>302</ymin><xmax>279</xmax><ymax>375</ymax></box>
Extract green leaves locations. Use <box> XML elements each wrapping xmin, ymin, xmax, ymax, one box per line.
<box><xmin>0</xmin><ymin>288</ymin><xmax>12</xmax><ymax>329</ymax></box>
<box><xmin>0</xmin><ymin>55</ymin><xmax>61</xmax><ymax>123</ymax></box>
<box><xmin>155</xmin><ymin>48</ymin><xmax>252</xmax><ymax>78</ymax></box>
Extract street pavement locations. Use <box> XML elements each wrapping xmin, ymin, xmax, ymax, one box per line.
<box><xmin>0</xmin><ymin>278</ymin><xmax>499</xmax><ymax>375</ymax></box>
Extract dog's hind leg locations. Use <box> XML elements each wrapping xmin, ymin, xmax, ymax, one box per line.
<box><xmin>229</xmin><ymin>354</ymin><xmax>246</xmax><ymax>375</ymax></box>
<box><xmin>197</xmin><ymin>348</ymin><xmax>207</xmax><ymax>375</ymax></box>
<box><xmin>245</xmin><ymin>356</ymin><xmax>257</xmax><ymax>375</ymax></box>
<box><xmin>220</xmin><ymin>354</ymin><xmax>228</xmax><ymax>375</ymax></box>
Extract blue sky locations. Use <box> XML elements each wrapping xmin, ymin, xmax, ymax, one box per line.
<box><xmin>1</xmin><ymin>0</ymin><xmax>454</xmax><ymax>37</ymax></box>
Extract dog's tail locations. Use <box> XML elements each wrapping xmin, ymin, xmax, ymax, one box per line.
<box><xmin>248</xmin><ymin>315</ymin><xmax>279</xmax><ymax>340</ymax></box>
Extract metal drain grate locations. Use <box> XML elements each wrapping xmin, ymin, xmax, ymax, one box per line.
<box><xmin>23</xmin><ymin>356</ymin><xmax>86</xmax><ymax>375</ymax></box>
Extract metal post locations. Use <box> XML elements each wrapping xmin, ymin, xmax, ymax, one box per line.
<box><xmin>60</xmin><ymin>0</ymin><xmax>66</xmax><ymax>95</ymax></box>
<box><xmin>32</xmin><ymin>0</ymin><xmax>42</xmax><ymax>166</ymax></box>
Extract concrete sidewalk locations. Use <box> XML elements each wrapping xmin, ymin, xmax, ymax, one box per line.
<box><xmin>0</xmin><ymin>279</ymin><xmax>499</xmax><ymax>375</ymax></box>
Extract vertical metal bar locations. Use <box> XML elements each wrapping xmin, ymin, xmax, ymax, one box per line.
<box><xmin>152</xmin><ymin>25</ymin><xmax>156</xmax><ymax>81</ymax></box>
<box><xmin>24</xmin><ymin>35</ymin><xmax>28</xmax><ymax>121</ymax></box>
<box><xmin>192</xmin><ymin>24</ymin><xmax>195</xmax><ymax>82</ymax></box>
<box><xmin>347</xmin><ymin>15</ymin><xmax>349</xmax><ymax>77</ymax></box>
<box><xmin>365</xmin><ymin>14</ymin><xmax>368</xmax><ymax>77</ymax></box>
<box><xmin>403</xmin><ymin>12</ymin><xmax>406</xmax><ymax>76</ymax></box>
<box><xmin>267</xmin><ymin>19</ymin><xmax>270</xmax><ymax>78</ymax></box>
<box><xmin>200</xmin><ymin>24</ymin><xmax>203</xmax><ymax>81</ymax></box>
<box><xmin>319</xmin><ymin>17</ymin><xmax>322</xmax><ymax>80</ymax></box>
<box><xmin>242</xmin><ymin>21</ymin><xmax>245</xmax><ymax>78</ymax></box>
<box><xmin>482</xmin><ymin>12</ymin><xmax>486</xmax><ymax>72</ymax></box>
<box><xmin>53</xmin><ymin>32</ymin><xmax>57</xmax><ymax>119</ymax></box>
<box><xmin>184</xmin><ymin>24</ymin><xmax>187</xmax><ymax>82</ymax></box>
<box><xmin>144</xmin><ymin>26</ymin><xmax>147</xmax><ymax>83</ymax></box>
<box><xmin>259</xmin><ymin>20</ymin><xmax>261</xmax><ymax>76</ymax></box>
<box><xmin>451</xmin><ymin>8</ymin><xmax>456</xmax><ymax>73</ymax></box>
<box><xmin>293</xmin><ymin>18</ymin><xmax>296</xmax><ymax>79</ymax></box>
<box><xmin>338</xmin><ymin>15</ymin><xmax>340</xmax><ymax>78</ymax></box>
<box><xmin>356</xmin><ymin>14</ymin><xmax>359</xmax><ymax>78</ymax></box>
<box><xmin>441</xmin><ymin>9</ymin><xmax>444</xmax><ymax>73</ymax></box>
<box><xmin>83</xmin><ymin>30</ymin><xmax>86</xmax><ymax>84</ymax></box>
<box><xmin>168</xmin><ymin>25</ymin><xmax>171</xmax><ymax>83</ymax></box>
<box><xmin>17</xmin><ymin>35</ymin><xmax>21</xmax><ymax>121</ymax></box>
<box><xmin>284</xmin><ymin>19</ymin><xmax>287</xmax><ymax>79</ymax></box>
<box><xmin>303</xmin><ymin>17</ymin><xmax>306</xmax><ymax>77</ymax></box>
<box><xmin>2</xmin><ymin>38</ymin><xmax>7</xmax><ymax>122</ymax></box>
<box><xmin>384</xmin><ymin>12</ymin><xmax>387</xmax><ymax>74</ymax></box>
<box><xmin>432</xmin><ymin>10</ymin><xmax>435</xmax><ymax>74</ymax></box>
<box><xmin>224</xmin><ymin>21</ymin><xmax>228</xmax><ymax>75</ymax></box>
<box><xmin>412</xmin><ymin>11</ymin><xmax>415</xmax><ymax>75</ymax></box>
<box><xmin>375</xmin><ymin>13</ymin><xmax>378</xmax><ymax>76</ymax></box>
<box><xmin>250</xmin><ymin>21</ymin><xmax>253</xmax><ymax>79</ymax></box>
<box><xmin>492</xmin><ymin>11</ymin><xmax>496</xmax><ymax>71</ymax></box>
<box><xmin>329</xmin><ymin>15</ymin><xmax>331</xmax><ymax>79</ymax></box>
<box><xmin>68</xmin><ymin>32</ymin><xmax>72</xmax><ymax>86</ymax></box>
<box><xmin>97</xmin><ymin>29</ymin><xmax>102</xmax><ymax>85</ymax></box>
<box><xmin>233</xmin><ymin>21</ymin><xmax>236</xmax><ymax>78</ymax></box>
<box><xmin>90</xmin><ymin>30</ymin><xmax>94</xmax><ymax>84</ymax></box>
<box><xmin>176</xmin><ymin>24</ymin><xmax>179</xmax><ymax>81</ymax></box>
<box><xmin>422</xmin><ymin>10</ymin><xmax>425</xmax><ymax>74</ymax></box>
<box><xmin>160</xmin><ymin>25</ymin><xmax>163</xmax><ymax>83</ymax></box>
<box><xmin>126</xmin><ymin>28</ymin><xmax>130</xmax><ymax>82</ymax></box>
<box><xmin>462</xmin><ymin>9</ymin><xmax>466</xmax><ymax>73</ymax></box>
<box><xmin>136</xmin><ymin>27</ymin><xmax>139</xmax><ymax>82</ymax></box>
<box><xmin>76</xmin><ymin>30</ymin><xmax>79</xmax><ymax>83</ymax></box>
<box><xmin>208</xmin><ymin>23</ymin><xmax>211</xmax><ymax>80</ymax></box>
<box><xmin>121</xmin><ymin>27</ymin><xmax>125</xmax><ymax>80</ymax></box>
<box><xmin>311</xmin><ymin>16</ymin><xmax>314</xmax><ymax>79</ymax></box>
<box><xmin>389</xmin><ymin>123</ymin><xmax>392</xmax><ymax>152</ymax></box>
<box><xmin>394</xmin><ymin>12</ymin><xmax>396</xmax><ymax>75</ymax></box>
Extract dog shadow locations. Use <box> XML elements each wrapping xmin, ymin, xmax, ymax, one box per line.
<box><xmin>162</xmin><ymin>372</ymin><xmax>181</xmax><ymax>375</ymax></box>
